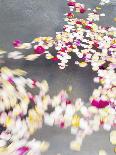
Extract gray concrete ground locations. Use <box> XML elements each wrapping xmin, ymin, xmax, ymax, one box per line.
<box><xmin>0</xmin><ymin>0</ymin><xmax>116</xmax><ymax>155</ymax></box>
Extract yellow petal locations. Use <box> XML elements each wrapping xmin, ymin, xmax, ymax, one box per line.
<box><xmin>45</xmin><ymin>54</ymin><xmax>54</xmax><ymax>59</ymax></box>
<box><xmin>110</xmin><ymin>130</ymin><xmax>116</xmax><ymax>145</ymax></box>
<box><xmin>0</xmin><ymin>50</ymin><xmax>6</xmax><ymax>54</ymax></box>
<box><xmin>114</xmin><ymin>147</ymin><xmax>116</xmax><ymax>153</ymax></box>
<box><xmin>72</xmin><ymin>115</ymin><xmax>80</xmax><ymax>127</ymax></box>
<box><xmin>39</xmin><ymin>142</ymin><xmax>49</xmax><ymax>152</ymax></box>
<box><xmin>114</xmin><ymin>18</ymin><xmax>116</xmax><ymax>22</ymax></box>
<box><xmin>0</xmin><ymin>147</ymin><xmax>7</xmax><ymax>153</ymax></box>
<box><xmin>70</xmin><ymin>141</ymin><xmax>81</xmax><ymax>151</ymax></box>
<box><xmin>99</xmin><ymin>150</ymin><xmax>107</xmax><ymax>155</ymax></box>
<box><xmin>79</xmin><ymin>62</ymin><xmax>87</xmax><ymax>67</ymax></box>
<box><xmin>33</xmin><ymin>38</ymin><xmax>41</xmax><ymax>42</ymax></box>
<box><xmin>6</xmin><ymin>117</ymin><xmax>12</xmax><ymax>126</ymax></box>
<box><xmin>13</xmin><ymin>69</ymin><xmax>27</xmax><ymax>76</ymax></box>
<box><xmin>96</xmin><ymin>6</ymin><xmax>101</xmax><ymax>10</ymax></box>
<box><xmin>25</xmin><ymin>54</ymin><xmax>39</xmax><ymax>61</ymax></box>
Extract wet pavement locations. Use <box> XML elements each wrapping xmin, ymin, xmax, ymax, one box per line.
<box><xmin>0</xmin><ymin>0</ymin><xmax>116</xmax><ymax>155</ymax></box>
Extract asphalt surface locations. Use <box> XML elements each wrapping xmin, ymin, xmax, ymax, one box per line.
<box><xmin>0</xmin><ymin>0</ymin><xmax>116</xmax><ymax>155</ymax></box>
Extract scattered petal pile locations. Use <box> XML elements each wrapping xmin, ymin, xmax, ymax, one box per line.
<box><xmin>0</xmin><ymin>0</ymin><xmax>116</xmax><ymax>155</ymax></box>
<box><xmin>0</xmin><ymin>67</ymin><xmax>49</xmax><ymax>154</ymax></box>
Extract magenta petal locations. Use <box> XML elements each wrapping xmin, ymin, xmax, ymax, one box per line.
<box><xmin>8</xmin><ymin>77</ymin><xmax>14</xmax><ymax>84</ymax></box>
<box><xmin>67</xmin><ymin>1</ymin><xmax>75</xmax><ymax>6</ymax></box>
<box><xmin>80</xmin><ymin>7</ymin><xmax>86</xmax><ymax>13</ymax></box>
<box><xmin>66</xmin><ymin>99</ymin><xmax>72</xmax><ymax>105</ymax></box>
<box><xmin>17</xmin><ymin>146</ymin><xmax>30</xmax><ymax>155</ymax></box>
<box><xmin>13</xmin><ymin>40</ymin><xmax>21</xmax><ymax>47</ymax></box>
<box><xmin>60</xmin><ymin>122</ymin><xmax>65</xmax><ymax>128</ymax></box>
<box><xmin>91</xmin><ymin>100</ymin><xmax>109</xmax><ymax>108</ymax></box>
<box><xmin>91</xmin><ymin>100</ymin><xmax>99</xmax><ymax>107</ymax></box>
<box><xmin>111</xmin><ymin>44</ymin><xmax>116</xmax><ymax>48</ymax></box>
<box><xmin>99</xmin><ymin>100</ymin><xmax>109</xmax><ymax>108</ymax></box>
<box><xmin>76</xmin><ymin>40</ymin><xmax>81</xmax><ymax>46</ymax></box>
<box><xmin>34</xmin><ymin>46</ymin><xmax>45</xmax><ymax>54</ymax></box>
